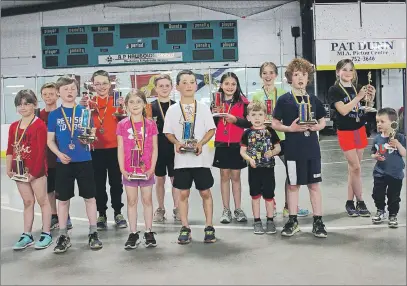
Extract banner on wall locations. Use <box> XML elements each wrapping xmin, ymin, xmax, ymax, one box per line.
<box><xmin>130</xmin><ymin>74</ymin><xmax>160</xmax><ymax>98</ymax></box>
<box><xmin>315</xmin><ymin>38</ymin><xmax>406</xmax><ymax>70</ymax></box>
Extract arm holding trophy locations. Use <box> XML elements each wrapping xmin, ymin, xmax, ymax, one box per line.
<box><xmin>361</xmin><ymin>71</ymin><xmax>377</xmax><ymax>113</ymax></box>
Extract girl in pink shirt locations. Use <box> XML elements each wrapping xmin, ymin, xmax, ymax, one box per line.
<box><xmin>117</xmin><ymin>90</ymin><xmax>158</xmax><ymax>249</ymax></box>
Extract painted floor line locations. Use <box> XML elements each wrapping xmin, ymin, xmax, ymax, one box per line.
<box><xmin>2</xmin><ymin>206</ymin><xmax>405</xmax><ymax>231</ymax></box>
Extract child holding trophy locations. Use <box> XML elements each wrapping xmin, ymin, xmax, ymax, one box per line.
<box><xmin>150</xmin><ymin>74</ymin><xmax>180</xmax><ymax>223</ymax></box>
<box><xmin>252</xmin><ymin>61</ymin><xmax>309</xmax><ymax>218</ymax></box>
<box><xmin>39</xmin><ymin>82</ymin><xmax>73</xmax><ymax>230</ymax></box>
<box><xmin>272</xmin><ymin>58</ymin><xmax>328</xmax><ymax>238</ymax></box>
<box><xmin>240</xmin><ymin>101</ymin><xmax>281</xmax><ymax>235</ymax></box>
<box><xmin>328</xmin><ymin>59</ymin><xmax>376</xmax><ymax>217</ymax></box>
<box><xmin>211</xmin><ymin>72</ymin><xmax>250</xmax><ymax>224</ymax></box>
<box><xmin>6</xmin><ymin>89</ymin><xmax>52</xmax><ymax>250</ymax></box>
<box><xmin>371</xmin><ymin>108</ymin><xmax>406</xmax><ymax>227</ymax></box>
<box><xmin>80</xmin><ymin>70</ymin><xmax>128</xmax><ymax>230</ymax></box>
<box><xmin>47</xmin><ymin>76</ymin><xmax>103</xmax><ymax>253</ymax></box>
<box><xmin>116</xmin><ymin>90</ymin><xmax>158</xmax><ymax>249</ymax></box>
<box><xmin>163</xmin><ymin>70</ymin><xmax>217</xmax><ymax>244</ymax></box>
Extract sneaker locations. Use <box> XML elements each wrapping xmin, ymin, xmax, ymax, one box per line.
<box><xmin>281</xmin><ymin>218</ymin><xmax>300</xmax><ymax>237</ymax></box>
<box><xmin>253</xmin><ymin>221</ymin><xmax>265</xmax><ymax>234</ymax></box>
<box><xmin>124</xmin><ymin>232</ymin><xmax>141</xmax><ymax>249</ymax></box>
<box><xmin>312</xmin><ymin>218</ymin><xmax>328</xmax><ymax>238</ymax></box>
<box><xmin>67</xmin><ymin>215</ymin><xmax>73</xmax><ymax>230</ymax></box>
<box><xmin>283</xmin><ymin>207</ymin><xmax>289</xmax><ymax>218</ymax></box>
<box><xmin>234</xmin><ymin>208</ymin><xmax>248</xmax><ymax>222</ymax></box>
<box><xmin>204</xmin><ymin>226</ymin><xmax>216</xmax><ymax>243</ymax></box>
<box><xmin>372</xmin><ymin>209</ymin><xmax>386</xmax><ymax>224</ymax></box>
<box><xmin>356</xmin><ymin>201</ymin><xmax>371</xmax><ymax>217</ymax></box>
<box><xmin>115</xmin><ymin>214</ymin><xmax>128</xmax><ymax>228</ymax></box>
<box><xmin>173</xmin><ymin>208</ymin><xmax>181</xmax><ymax>222</ymax></box>
<box><xmin>88</xmin><ymin>232</ymin><xmax>103</xmax><ymax>250</ymax></box>
<box><xmin>50</xmin><ymin>216</ymin><xmax>59</xmax><ymax>230</ymax></box>
<box><xmin>220</xmin><ymin>208</ymin><xmax>232</xmax><ymax>224</ymax></box>
<box><xmin>388</xmin><ymin>215</ymin><xmax>398</xmax><ymax>228</ymax></box>
<box><xmin>13</xmin><ymin>233</ymin><xmax>34</xmax><ymax>250</ymax></box>
<box><xmin>97</xmin><ymin>216</ymin><xmax>107</xmax><ymax>230</ymax></box>
<box><xmin>34</xmin><ymin>232</ymin><xmax>52</xmax><ymax>249</ymax></box>
<box><xmin>297</xmin><ymin>208</ymin><xmax>310</xmax><ymax>217</ymax></box>
<box><xmin>346</xmin><ymin>201</ymin><xmax>359</xmax><ymax>217</ymax></box>
<box><xmin>153</xmin><ymin>208</ymin><xmax>166</xmax><ymax>223</ymax></box>
<box><xmin>53</xmin><ymin>235</ymin><xmax>71</xmax><ymax>253</ymax></box>
<box><xmin>144</xmin><ymin>231</ymin><xmax>157</xmax><ymax>248</ymax></box>
<box><xmin>178</xmin><ymin>226</ymin><xmax>192</xmax><ymax>245</ymax></box>
<box><xmin>266</xmin><ymin>220</ymin><xmax>277</xmax><ymax>234</ymax></box>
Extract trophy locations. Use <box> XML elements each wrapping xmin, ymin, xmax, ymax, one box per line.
<box><xmin>112</xmin><ymin>79</ymin><xmax>127</xmax><ymax>118</ymax></box>
<box><xmin>297</xmin><ymin>90</ymin><xmax>317</xmax><ymax>126</ymax></box>
<box><xmin>362</xmin><ymin>71</ymin><xmax>377</xmax><ymax>113</ymax></box>
<box><xmin>180</xmin><ymin>121</ymin><xmax>198</xmax><ymax>153</ymax></box>
<box><xmin>384</xmin><ymin>121</ymin><xmax>399</xmax><ymax>151</ymax></box>
<box><xmin>78</xmin><ymin>97</ymin><xmax>96</xmax><ymax>144</ymax></box>
<box><xmin>11</xmin><ymin>147</ymin><xmax>30</xmax><ymax>182</ymax></box>
<box><xmin>127</xmin><ymin>143</ymin><xmax>148</xmax><ymax>180</ymax></box>
<box><xmin>265</xmin><ymin>99</ymin><xmax>273</xmax><ymax>124</ymax></box>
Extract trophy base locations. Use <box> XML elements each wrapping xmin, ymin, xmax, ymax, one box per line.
<box><xmin>11</xmin><ymin>175</ymin><xmax>29</xmax><ymax>182</ymax></box>
<box><xmin>180</xmin><ymin>139</ymin><xmax>198</xmax><ymax>153</ymax></box>
<box><xmin>298</xmin><ymin>120</ymin><xmax>318</xmax><ymax>125</ymax></box>
<box><xmin>361</xmin><ymin>107</ymin><xmax>377</xmax><ymax>113</ymax></box>
<box><xmin>264</xmin><ymin>120</ymin><xmax>272</xmax><ymax>125</ymax></box>
<box><xmin>127</xmin><ymin>173</ymin><xmax>149</xmax><ymax>181</ymax></box>
<box><xmin>212</xmin><ymin>113</ymin><xmax>228</xmax><ymax>117</ymax></box>
<box><xmin>77</xmin><ymin>135</ymin><xmax>96</xmax><ymax>144</ymax></box>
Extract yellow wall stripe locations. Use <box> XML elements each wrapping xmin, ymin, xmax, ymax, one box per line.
<box><xmin>317</xmin><ymin>63</ymin><xmax>406</xmax><ymax>71</ymax></box>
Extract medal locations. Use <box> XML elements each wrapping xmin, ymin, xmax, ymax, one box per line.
<box><xmin>99</xmin><ymin>127</ymin><xmax>104</xmax><ymax>134</ymax></box>
<box><xmin>157</xmin><ymin>100</ymin><xmax>173</xmax><ymax>121</ymax></box>
<box><xmin>61</xmin><ymin>105</ymin><xmax>77</xmax><ymax>151</ymax></box>
<box><xmin>304</xmin><ymin>130</ymin><xmax>310</xmax><ymax>137</ymax></box>
<box><xmin>96</xmin><ymin>96</ymin><xmax>108</xmax><ymax>134</ymax></box>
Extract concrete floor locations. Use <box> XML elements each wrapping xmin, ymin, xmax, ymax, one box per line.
<box><xmin>1</xmin><ymin>135</ymin><xmax>406</xmax><ymax>285</ymax></box>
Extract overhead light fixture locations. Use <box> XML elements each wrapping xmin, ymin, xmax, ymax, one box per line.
<box><xmin>6</xmin><ymin>85</ymin><xmax>24</xmax><ymax>88</ymax></box>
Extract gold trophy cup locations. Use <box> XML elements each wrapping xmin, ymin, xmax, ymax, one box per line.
<box><xmin>362</xmin><ymin>71</ymin><xmax>377</xmax><ymax>113</ymax></box>
<box><xmin>384</xmin><ymin>121</ymin><xmax>399</xmax><ymax>151</ymax></box>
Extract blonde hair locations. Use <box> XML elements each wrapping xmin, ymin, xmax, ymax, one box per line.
<box><xmin>247</xmin><ymin>101</ymin><xmax>266</xmax><ymax>114</ymax></box>
<box><xmin>154</xmin><ymin>74</ymin><xmax>173</xmax><ymax>86</ymax></box>
<box><xmin>335</xmin><ymin>59</ymin><xmax>358</xmax><ymax>86</ymax></box>
<box><xmin>40</xmin><ymin>82</ymin><xmax>57</xmax><ymax>94</ymax></box>
<box><xmin>260</xmin><ymin>62</ymin><xmax>278</xmax><ymax>77</ymax></box>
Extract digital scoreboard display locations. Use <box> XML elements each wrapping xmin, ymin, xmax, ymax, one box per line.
<box><xmin>41</xmin><ymin>20</ymin><xmax>238</xmax><ymax>69</ymax></box>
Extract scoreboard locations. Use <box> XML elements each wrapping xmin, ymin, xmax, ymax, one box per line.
<box><xmin>41</xmin><ymin>20</ymin><xmax>238</xmax><ymax>69</ymax></box>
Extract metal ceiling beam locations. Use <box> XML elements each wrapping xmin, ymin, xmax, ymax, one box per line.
<box><xmin>1</xmin><ymin>0</ymin><xmax>126</xmax><ymax>17</ymax></box>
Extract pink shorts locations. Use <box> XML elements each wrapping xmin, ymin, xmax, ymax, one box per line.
<box><xmin>122</xmin><ymin>175</ymin><xmax>155</xmax><ymax>188</ymax></box>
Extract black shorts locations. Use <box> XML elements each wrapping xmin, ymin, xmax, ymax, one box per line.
<box><xmin>248</xmin><ymin>167</ymin><xmax>275</xmax><ymax>200</ymax></box>
<box><xmin>47</xmin><ymin>167</ymin><xmax>56</xmax><ymax>194</ymax></box>
<box><xmin>155</xmin><ymin>146</ymin><xmax>175</xmax><ymax>177</ymax></box>
<box><xmin>285</xmin><ymin>158</ymin><xmax>322</xmax><ymax>186</ymax></box>
<box><xmin>173</xmin><ymin>168</ymin><xmax>214</xmax><ymax>191</ymax></box>
<box><xmin>55</xmin><ymin>161</ymin><xmax>96</xmax><ymax>201</ymax></box>
<box><xmin>213</xmin><ymin>146</ymin><xmax>247</xmax><ymax>170</ymax></box>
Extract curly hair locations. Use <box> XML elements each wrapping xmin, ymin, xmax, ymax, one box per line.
<box><xmin>285</xmin><ymin>58</ymin><xmax>314</xmax><ymax>85</ymax></box>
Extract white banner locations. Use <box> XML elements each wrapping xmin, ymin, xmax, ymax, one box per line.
<box><xmin>98</xmin><ymin>52</ymin><xmax>183</xmax><ymax>65</ymax></box>
<box><xmin>315</xmin><ymin>39</ymin><xmax>406</xmax><ymax>69</ymax></box>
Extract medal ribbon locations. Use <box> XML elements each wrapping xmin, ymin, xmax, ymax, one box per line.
<box><xmin>291</xmin><ymin>89</ymin><xmax>311</xmax><ymax>118</ymax></box>
<box><xmin>14</xmin><ymin>116</ymin><xmax>35</xmax><ymax>148</ymax></box>
<box><xmin>222</xmin><ymin>100</ymin><xmax>233</xmax><ymax>126</ymax></box>
<box><xmin>158</xmin><ymin>100</ymin><xmax>173</xmax><ymax>121</ymax></box>
<box><xmin>338</xmin><ymin>83</ymin><xmax>359</xmax><ymax>115</ymax></box>
<box><xmin>95</xmin><ymin>96</ymin><xmax>109</xmax><ymax>128</ymax></box>
<box><xmin>131</xmin><ymin>117</ymin><xmax>145</xmax><ymax>156</ymax></box>
<box><xmin>61</xmin><ymin>105</ymin><xmax>77</xmax><ymax>142</ymax></box>
<box><xmin>179</xmin><ymin>100</ymin><xmax>197</xmax><ymax>139</ymax></box>
<box><xmin>263</xmin><ymin>86</ymin><xmax>277</xmax><ymax>103</ymax></box>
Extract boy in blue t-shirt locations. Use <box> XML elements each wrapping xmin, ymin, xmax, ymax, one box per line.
<box><xmin>47</xmin><ymin>75</ymin><xmax>103</xmax><ymax>253</ymax></box>
<box><xmin>371</xmin><ymin>107</ymin><xmax>406</xmax><ymax>227</ymax></box>
<box><xmin>272</xmin><ymin>58</ymin><xmax>327</xmax><ymax>238</ymax></box>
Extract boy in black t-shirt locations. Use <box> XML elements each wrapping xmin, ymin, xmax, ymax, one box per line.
<box><xmin>240</xmin><ymin>101</ymin><xmax>281</xmax><ymax>234</ymax></box>
<box><xmin>272</xmin><ymin>58</ymin><xmax>327</xmax><ymax>238</ymax></box>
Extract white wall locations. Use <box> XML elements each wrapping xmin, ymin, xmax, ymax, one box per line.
<box><xmin>381</xmin><ymin>69</ymin><xmax>405</xmax><ymax>111</ymax></box>
<box><xmin>1</xmin><ymin>2</ymin><xmax>301</xmax><ymax>76</ymax></box>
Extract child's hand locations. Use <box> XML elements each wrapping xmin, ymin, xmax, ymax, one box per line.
<box><xmin>195</xmin><ymin>142</ymin><xmax>203</xmax><ymax>156</ymax></box>
<box><xmin>121</xmin><ymin>170</ymin><xmax>129</xmax><ymax>178</ymax></box>
<box><xmin>249</xmin><ymin>158</ymin><xmax>256</xmax><ymax>168</ymax></box>
<box><xmin>7</xmin><ymin>170</ymin><xmax>14</xmax><ymax>178</ymax></box>
<box><xmin>79</xmin><ymin>96</ymin><xmax>89</xmax><ymax>107</ymax></box>
<box><xmin>224</xmin><ymin>114</ymin><xmax>237</xmax><ymax>124</ymax></box>
<box><xmin>212</xmin><ymin>106</ymin><xmax>222</xmax><ymax>113</ymax></box>
<box><xmin>78</xmin><ymin>138</ymin><xmax>89</xmax><ymax>145</ymax></box>
<box><xmin>372</xmin><ymin>152</ymin><xmax>386</xmax><ymax>161</ymax></box>
<box><xmin>307</xmin><ymin>122</ymin><xmax>321</xmax><ymax>132</ymax></box>
<box><xmin>389</xmin><ymin>139</ymin><xmax>400</xmax><ymax>149</ymax></box>
<box><xmin>289</xmin><ymin>118</ymin><xmax>309</xmax><ymax>133</ymax></box>
<box><xmin>264</xmin><ymin>150</ymin><xmax>274</xmax><ymax>158</ymax></box>
<box><xmin>175</xmin><ymin>142</ymin><xmax>185</xmax><ymax>154</ymax></box>
<box><xmin>145</xmin><ymin>168</ymin><xmax>155</xmax><ymax>179</ymax></box>
<box><xmin>58</xmin><ymin>152</ymin><xmax>71</xmax><ymax>164</ymax></box>
<box><xmin>356</xmin><ymin>86</ymin><xmax>368</xmax><ymax>101</ymax></box>
<box><xmin>27</xmin><ymin>174</ymin><xmax>35</xmax><ymax>182</ymax></box>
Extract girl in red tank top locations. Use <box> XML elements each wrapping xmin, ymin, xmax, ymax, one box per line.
<box><xmin>211</xmin><ymin>72</ymin><xmax>251</xmax><ymax>224</ymax></box>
